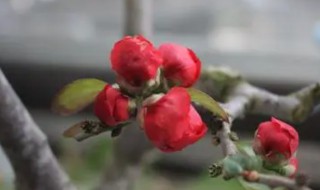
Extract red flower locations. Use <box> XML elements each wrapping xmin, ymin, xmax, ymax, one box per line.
<box><xmin>159</xmin><ymin>43</ymin><xmax>201</xmax><ymax>87</ymax></box>
<box><xmin>253</xmin><ymin>117</ymin><xmax>299</xmax><ymax>164</ymax></box>
<box><xmin>140</xmin><ymin>87</ymin><xmax>207</xmax><ymax>152</ymax></box>
<box><xmin>110</xmin><ymin>35</ymin><xmax>163</xmax><ymax>87</ymax></box>
<box><xmin>94</xmin><ymin>85</ymin><xmax>130</xmax><ymax>126</ymax></box>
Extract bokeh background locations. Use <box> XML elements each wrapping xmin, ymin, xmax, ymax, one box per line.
<box><xmin>1</xmin><ymin>0</ymin><xmax>320</xmax><ymax>189</ymax></box>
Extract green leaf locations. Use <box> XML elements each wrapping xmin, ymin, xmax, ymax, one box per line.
<box><xmin>223</xmin><ymin>156</ymin><xmax>244</xmax><ymax>176</ymax></box>
<box><xmin>235</xmin><ymin>142</ymin><xmax>263</xmax><ymax>171</ymax></box>
<box><xmin>187</xmin><ymin>88</ymin><xmax>229</xmax><ymax>122</ymax></box>
<box><xmin>63</xmin><ymin>120</ymin><xmax>131</xmax><ymax>141</ymax></box>
<box><xmin>236</xmin><ymin>141</ymin><xmax>256</xmax><ymax>157</ymax></box>
<box><xmin>52</xmin><ymin>78</ymin><xmax>106</xmax><ymax>115</ymax></box>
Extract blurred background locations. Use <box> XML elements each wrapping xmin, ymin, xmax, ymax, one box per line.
<box><xmin>1</xmin><ymin>0</ymin><xmax>320</xmax><ymax>189</ymax></box>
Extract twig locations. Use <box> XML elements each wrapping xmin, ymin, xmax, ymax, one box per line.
<box><xmin>216</xmin><ymin>84</ymin><xmax>252</xmax><ymax>156</ymax></box>
<box><xmin>257</xmin><ymin>174</ymin><xmax>311</xmax><ymax>190</ymax></box>
<box><xmin>243</xmin><ymin>171</ymin><xmax>312</xmax><ymax>190</ymax></box>
<box><xmin>203</xmin><ymin>67</ymin><xmax>318</xmax><ymax>190</ymax></box>
<box><xmin>202</xmin><ymin>67</ymin><xmax>320</xmax><ymax>123</ymax></box>
<box><xmin>204</xmin><ymin>67</ymin><xmax>320</xmax><ymax>157</ymax></box>
<box><xmin>0</xmin><ymin>69</ymin><xmax>76</xmax><ymax>190</ymax></box>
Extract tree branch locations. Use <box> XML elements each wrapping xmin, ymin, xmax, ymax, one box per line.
<box><xmin>204</xmin><ymin>67</ymin><xmax>320</xmax><ymax>158</ymax></box>
<box><xmin>203</xmin><ymin>67</ymin><xmax>318</xmax><ymax>190</ymax></box>
<box><xmin>243</xmin><ymin>172</ymin><xmax>312</xmax><ymax>190</ymax></box>
<box><xmin>202</xmin><ymin>67</ymin><xmax>320</xmax><ymax>123</ymax></box>
<box><xmin>0</xmin><ymin>69</ymin><xmax>76</xmax><ymax>190</ymax></box>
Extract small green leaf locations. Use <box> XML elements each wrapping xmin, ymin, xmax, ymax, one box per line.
<box><xmin>235</xmin><ymin>142</ymin><xmax>263</xmax><ymax>171</ymax></box>
<box><xmin>187</xmin><ymin>88</ymin><xmax>229</xmax><ymax>122</ymax></box>
<box><xmin>236</xmin><ymin>141</ymin><xmax>256</xmax><ymax>157</ymax></box>
<box><xmin>52</xmin><ymin>78</ymin><xmax>106</xmax><ymax>115</ymax></box>
<box><xmin>223</xmin><ymin>156</ymin><xmax>243</xmax><ymax>176</ymax></box>
<box><xmin>63</xmin><ymin>120</ymin><xmax>131</xmax><ymax>141</ymax></box>
<box><xmin>63</xmin><ymin>120</ymin><xmax>110</xmax><ymax>141</ymax></box>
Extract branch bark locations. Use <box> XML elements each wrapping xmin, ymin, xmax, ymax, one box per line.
<box><xmin>243</xmin><ymin>172</ymin><xmax>312</xmax><ymax>190</ymax></box>
<box><xmin>124</xmin><ymin>0</ymin><xmax>153</xmax><ymax>38</ymax></box>
<box><xmin>256</xmin><ymin>173</ymin><xmax>311</xmax><ymax>190</ymax></box>
<box><xmin>203</xmin><ymin>67</ymin><xmax>318</xmax><ymax>190</ymax></box>
<box><xmin>0</xmin><ymin>69</ymin><xmax>76</xmax><ymax>190</ymax></box>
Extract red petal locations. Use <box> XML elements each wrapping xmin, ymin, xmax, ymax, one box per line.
<box><xmin>159</xmin><ymin>43</ymin><xmax>201</xmax><ymax>87</ymax></box>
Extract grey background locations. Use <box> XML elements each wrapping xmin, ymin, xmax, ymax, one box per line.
<box><xmin>0</xmin><ymin>0</ymin><xmax>320</xmax><ymax>188</ymax></box>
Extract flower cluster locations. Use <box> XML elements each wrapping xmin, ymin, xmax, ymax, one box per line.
<box><xmin>253</xmin><ymin>117</ymin><xmax>299</xmax><ymax>177</ymax></box>
<box><xmin>54</xmin><ymin>33</ymin><xmax>306</xmax><ymax>188</ymax></box>
<box><xmin>94</xmin><ymin>35</ymin><xmax>207</xmax><ymax>152</ymax></box>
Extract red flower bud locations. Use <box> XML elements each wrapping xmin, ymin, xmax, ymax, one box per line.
<box><xmin>253</xmin><ymin>117</ymin><xmax>299</xmax><ymax>164</ymax></box>
<box><xmin>94</xmin><ymin>85</ymin><xmax>130</xmax><ymax>126</ymax></box>
<box><xmin>140</xmin><ymin>87</ymin><xmax>207</xmax><ymax>152</ymax></box>
<box><xmin>110</xmin><ymin>35</ymin><xmax>163</xmax><ymax>87</ymax></box>
<box><xmin>159</xmin><ymin>43</ymin><xmax>201</xmax><ymax>87</ymax></box>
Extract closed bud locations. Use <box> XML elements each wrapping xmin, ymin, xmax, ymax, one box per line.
<box><xmin>94</xmin><ymin>85</ymin><xmax>130</xmax><ymax>126</ymax></box>
<box><xmin>253</xmin><ymin>117</ymin><xmax>299</xmax><ymax>164</ymax></box>
<box><xmin>159</xmin><ymin>43</ymin><xmax>201</xmax><ymax>87</ymax></box>
<box><xmin>139</xmin><ymin>87</ymin><xmax>207</xmax><ymax>152</ymax></box>
<box><xmin>111</xmin><ymin>35</ymin><xmax>163</xmax><ymax>88</ymax></box>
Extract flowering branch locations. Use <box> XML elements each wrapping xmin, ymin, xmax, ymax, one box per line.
<box><xmin>202</xmin><ymin>66</ymin><xmax>318</xmax><ymax>190</ymax></box>
<box><xmin>203</xmin><ymin>67</ymin><xmax>319</xmax><ymax>156</ymax></box>
<box><xmin>52</xmin><ymin>33</ymin><xmax>320</xmax><ymax>190</ymax></box>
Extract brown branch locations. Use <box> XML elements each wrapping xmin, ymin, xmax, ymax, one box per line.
<box><xmin>204</xmin><ymin>67</ymin><xmax>320</xmax><ymax>158</ymax></box>
<box><xmin>243</xmin><ymin>172</ymin><xmax>312</xmax><ymax>190</ymax></box>
<box><xmin>203</xmin><ymin>67</ymin><xmax>317</xmax><ymax>190</ymax></box>
<box><xmin>0</xmin><ymin>69</ymin><xmax>76</xmax><ymax>190</ymax></box>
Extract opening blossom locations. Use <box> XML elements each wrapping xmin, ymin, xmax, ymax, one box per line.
<box><xmin>53</xmin><ymin>33</ymin><xmax>310</xmax><ymax>190</ymax></box>
<box><xmin>140</xmin><ymin>87</ymin><xmax>207</xmax><ymax>152</ymax></box>
<box><xmin>93</xmin><ymin>35</ymin><xmax>207</xmax><ymax>152</ymax></box>
<box><xmin>253</xmin><ymin>117</ymin><xmax>299</xmax><ymax>164</ymax></box>
<box><xmin>110</xmin><ymin>35</ymin><xmax>163</xmax><ymax>87</ymax></box>
<box><xmin>159</xmin><ymin>43</ymin><xmax>201</xmax><ymax>87</ymax></box>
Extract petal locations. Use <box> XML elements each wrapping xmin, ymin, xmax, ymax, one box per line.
<box><xmin>143</xmin><ymin>87</ymin><xmax>193</xmax><ymax>152</ymax></box>
<box><xmin>159</xmin><ymin>43</ymin><xmax>201</xmax><ymax>87</ymax></box>
<box><xmin>113</xmin><ymin>95</ymin><xmax>130</xmax><ymax>122</ymax></box>
<box><xmin>110</xmin><ymin>35</ymin><xmax>162</xmax><ymax>86</ymax></box>
<box><xmin>184</xmin><ymin>105</ymin><xmax>207</xmax><ymax>144</ymax></box>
